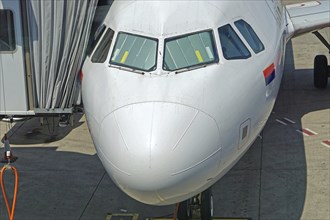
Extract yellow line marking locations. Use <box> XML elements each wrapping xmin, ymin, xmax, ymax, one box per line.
<box><xmin>195</xmin><ymin>50</ymin><xmax>204</xmax><ymax>63</ymax></box>
<box><xmin>120</xmin><ymin>51</ymin><xmax>129</xmax><ymax>63</ymax></box>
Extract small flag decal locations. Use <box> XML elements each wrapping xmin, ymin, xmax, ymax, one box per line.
<box><xmin>263</xmin><ymin>63</ymin><xmax>275</xmax><ymax>85</ymax></box>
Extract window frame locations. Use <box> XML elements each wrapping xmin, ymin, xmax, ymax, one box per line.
<box><xmin>88</xmin><ymin>24</ymin><xmax>106</xmax><ymax>57</ymax></box>
<box><xmin>91</xmin><ymin>27</ymin><xmax>115</xmax><ymax>63</ymax></box>
<box><xmin>234</xmin><ymin>19</ymin><xmax>265</xmax><ymax>54</ymax></box>
<box><xmin>109</xmin><ymin>31</ymin><xmax>159</xmax><ymax>72</ymax></box>
<box><xmin>162</xmin><ymin>29</ymin><xmax>219</xmax><ymax>72</ymax></box>
<box><xmin>218</xmin><ymin>24</ymin><xmax>251</xmax><ymax>60</ymax></box>
<box><xmin>0</xmin><ymin>9</ymin><xmax>16</xmax><ymax>52</ymax></box>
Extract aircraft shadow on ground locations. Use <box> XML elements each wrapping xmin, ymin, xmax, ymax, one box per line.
<box><xmin>4</xmin><ymin>113</ymin><xmax>85</xmax><ymax>145</ymax></box>
<box><xmin>0</xmin><ymin>146</ymin><xmax>101</xmax><ymax>220</ymax></box>
<box><xmin>213</xmin><ymin>41</ymin><xmax>329</xmax><ymax>219</ymax></box>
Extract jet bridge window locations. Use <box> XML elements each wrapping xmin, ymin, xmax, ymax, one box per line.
<box><xmin>234</xmin><ymin>20</ymin><xmax>264</xmax><ymax>54</ymax></box>
<box><xmin>163</xmin><ymin>30</ymin><xmax>218</xmax><ymax>71</ymax></box>
<box><xmin>0</xmin><ymin>10</ymin><xmax>16</xmax><ymax>51</ymax></box>
<box><xmin>218</xmin><ymin>24</ymin><xmax>251</xmax><ymax>60</ymax></box>
<box><xmin>110</xmin><ymin>32</ymin><xmax>158</xmax><ymax>72</ymax></box>
<box><xmin>91</xmin><ymin>28</ymin><xmax>114</xmax><ymax>63</ymax></box>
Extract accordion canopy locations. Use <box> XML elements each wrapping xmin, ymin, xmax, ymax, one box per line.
<box><xmin>27</xmin><ymin>0</ymin><xmax>98</xmax><ymax>110</ymax></box>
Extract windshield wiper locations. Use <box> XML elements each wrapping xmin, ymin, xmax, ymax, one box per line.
<box><xmin>108</xmin><ymin>64</ymin><xmax>145</xmax><ymax>75</ymax></box>
<box><xmin>175</xmin><ymin>64</ymin><xmax>207</xmax><ymax>74</ymax></box>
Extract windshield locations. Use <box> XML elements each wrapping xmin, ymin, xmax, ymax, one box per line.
<box><xmin>110</xmin><ymin>32</ymin><xmax>158</xmax><ymax>72</ymax></box>
<box><xmin>163</xmin><ymin>30</ymin><xmax>218</xmax><ymax>71</ymax></box>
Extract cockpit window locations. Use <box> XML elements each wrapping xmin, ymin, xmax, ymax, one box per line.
<box><xmin>218</xmin><ymin>24</ymin><xmax>251</xmax><ymax>60</ymax></box>
<box><xmin>234</xmin><ymin>19</ymin><xmax>264</xmax><ymax>54</ymax></box>
<box><xmin>91</xmin><ymin>28</ymin><xmax>114</xmax><ymax>63</ymax></box>
<box><xmin>163</xmin><ymin>30</ymin><xmax>218</xmax><ymax>71</ymax></box>
<box><xmin>88</xmin><ymin>24</ymin><xmax>106</xmax><ymax>57</ymax></box>
<box><xmin>110</xmin><ymin>32</ymin><xmax>158</xmax><ymax>72</ymax></box>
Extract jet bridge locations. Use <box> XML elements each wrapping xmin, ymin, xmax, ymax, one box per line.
<box><xmin>0</xmin><ymin>0</ymin><xmax>97</xmax><ymax>116</ymax></box>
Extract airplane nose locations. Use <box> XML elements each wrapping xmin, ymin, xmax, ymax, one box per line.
<box><xmin>97</xmin><ymin>102</ymin><xmax>221</xmax><ymax>205</ymax></box>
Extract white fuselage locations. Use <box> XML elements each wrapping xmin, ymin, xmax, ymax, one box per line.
<box><xmin>82</xmin><ymin>1</ymin><xmax>287</xmax><ymax>205</ymax></box>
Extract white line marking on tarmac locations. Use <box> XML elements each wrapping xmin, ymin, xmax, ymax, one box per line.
<box><xmin>276</xmin><ymin>119</ymin><xmax>287</xmax><ymax>125</ymax></box>
<box><xmin>304</xmin><ymin>128</ymin><xmax>318</xmax><ymax>135</ymax></box>
<box><xmin>283</xmin><ymin>117</ymin><xmax>295</xmax><ymax>124</ymax></box>
<box><xmin>321</xmin><ymin>140</ymin><xmax>330</xmax><ymax>148</ymax></box>
<box><xmin>296</xmin><ymin>128</ymin><xmax>318</xmax><ymax>136</ymax></box>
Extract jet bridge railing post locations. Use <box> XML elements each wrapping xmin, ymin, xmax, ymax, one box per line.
<box><xmin>20</xmin><ymin>0</ymin><xmax>36</xmax><ymax>111</ymax></box>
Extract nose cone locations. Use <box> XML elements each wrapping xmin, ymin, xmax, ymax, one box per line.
<box><xmin>97</xmin><ymin>102</ymin><xmax>221</xmax><ymax>205</ymax></box>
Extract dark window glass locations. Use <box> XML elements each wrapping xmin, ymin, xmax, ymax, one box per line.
<box><xmin>88</xmin><ymin>24</ymin><xmax>106</xmax><ymax>56</ymax></box>
<box><xmin>218</xmin><ymin>24</ymin><xmax>251</xmax><ymax>60</ymax></box>
<box><xmin>0</xmin><ymin>10</ymin><xmax>16</xmax><ymax>51</ymax></box>
<box><xmin>163</xmin><ymin>30</ymin><xmax>218</xmax><ymax>71</ymax></box>
<box><xmin>91</xmin><ymin>28</ymin><xmax>114</xmax><ymax>63</ymax></box>
<box><xmin>110</xmin><ymin>32</ymin><xmax>158</xmax><ymax>72</ymax></box>
<box><xmin>235</xmin><ymin>19</ymin><xmax>264</xmax><ymax>54</ymax></box>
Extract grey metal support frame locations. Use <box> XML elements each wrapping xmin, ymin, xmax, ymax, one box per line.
<box><xmin>20</xmin><ymin>0</ymin><xmax>35</xmax><ymax>111</ymax></box>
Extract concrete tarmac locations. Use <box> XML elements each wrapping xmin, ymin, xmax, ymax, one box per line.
<box><xmin>0</xmin><ymin>2</ymin><xmax>329</xmax><ymax>220</ymax></box>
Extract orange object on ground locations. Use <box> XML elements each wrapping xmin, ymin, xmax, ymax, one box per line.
<box><xmin>1</xmin><ymin>165</ymin><xmax>19</xmax><ymax>220</ymax></box>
